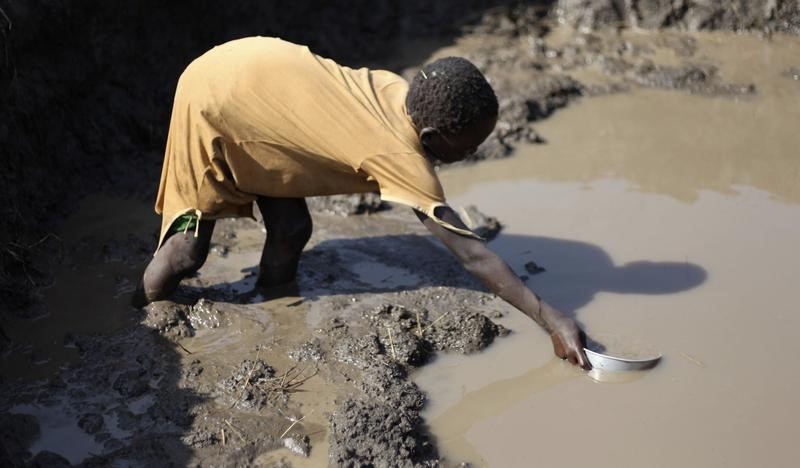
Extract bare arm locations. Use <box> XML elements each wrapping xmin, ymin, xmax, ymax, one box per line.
<box><xmin>415</xmin><ymin>207</ymin><xmax>590</xmax><ymax>369</ymax></box>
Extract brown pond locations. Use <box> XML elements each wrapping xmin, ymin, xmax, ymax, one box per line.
<box><xmin>415</xmin><ymin>30</ymin><xmax>800</xmax><ymax>467</ymax></box>
<box><xmin>2</xmin><ymin>26</ymin><xmax>798</xmax><ymax>467</ymax></box>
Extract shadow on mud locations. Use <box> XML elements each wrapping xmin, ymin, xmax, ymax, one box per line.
<box><xmin>0</xmin><ymin>314</ymin><xmax>203</xmax><ymax>466</ymax></box>
<box><xmin>219</xmin><ymin>233</ymin><xmax>707</xmax><ymax>319</ymax></box>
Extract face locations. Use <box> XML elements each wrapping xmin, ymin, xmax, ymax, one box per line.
<box><xmin>420</xmin><ymin>115</ymin><xmax>497</xmax><ymax>164</ymax></box>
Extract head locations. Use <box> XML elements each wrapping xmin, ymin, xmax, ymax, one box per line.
<box><xmin>406</xmin><ymin>57</ymin><xmax>498</xmax><ymax>164</ymax></box>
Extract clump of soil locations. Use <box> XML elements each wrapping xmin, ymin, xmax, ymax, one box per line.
<box><xmin>142</xmin><ymin>301</ymin><xmax>194</xmax><ymax>338</ymax></box>
<box><xmin>307</xmin><ymin>192</ymin><xmax>388</xmax><ymax>216</ymax></box>
<box><xmin>318</xmin><ymin>297</ymin><xmax>508</xmax><ymax>466</ymax></box>
<box><xmin>220</xmin><ymin>358</ymin><xmax>279</xmax><ymax>410</ymax></box>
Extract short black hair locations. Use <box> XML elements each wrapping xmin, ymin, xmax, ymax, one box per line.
<box><xmin>406</xmin><ymin>57</ymin><xmax>498</xmax><ymax>135</ymax></box>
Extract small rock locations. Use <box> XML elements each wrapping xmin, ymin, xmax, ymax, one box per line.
<box><xmin>210</xmin><ymin>244</ymin><xmax>229</xmax><ymax>257</ymax></box>
<box><xmin>486</xmin><ymin>309</ymin><xmax>505</xmax><ymax>319</ymax></box>
<box><xmin>78</xmin><ymin>413</ymin><xmax>104</xmax><ymax>434</ymax></box>
<box><xmin>182</xmin><ymin>429</ymin><xmax>219</xmax><ymax>448</ymax></box>
<box><xmin>112</xmin><ymin>370</ymin><xmax>149</xmax><ymax>398</ymax></box>
<box><xmin>524</xmin><ymin>261</ymin><xmax>547</xmax><ymax>274</ymax></box>
<box><xmin>288</xmin><ymin>340</ymin><xmax>325</xmax><ymax>362</ymax></box>
<box><xmin>282</xmin><ymin>433</ymin><xmax>311</xmax><ymax>457</ymax></box>
<box><xmin>182</xmin><ymin>359</ymin><xmax>204</xmax><ymax>380</ymax></box>
<box><xmin>103</xmin><ymin>438</ymin><xmax>124</xmax><ymax>453</ymax></box>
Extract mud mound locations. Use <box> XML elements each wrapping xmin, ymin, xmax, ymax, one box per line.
<box><xmin>322</xmin><ymin>299</ymin><xmax>508</xmax><ymax>466</ymax></box>
<box><xmin>330</xmin><ymin>396</ymin><xmax>435</xmax><ymax>468</ymax></box>
<box><xmin>555</xmin><ymin>0</ymin><xmax>800</xmax><ymax>34</ymax></box>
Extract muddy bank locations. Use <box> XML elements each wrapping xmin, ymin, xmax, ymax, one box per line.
<box><xmin>0</xmin><ymin>209</ymin><xmax>513</xmax><ymax>466</ymax></box>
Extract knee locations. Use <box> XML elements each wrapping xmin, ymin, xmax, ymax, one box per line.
<box><xmin>294</xmin><ymin>215</ymin><xmax>313</xmax><ymax>246</ymax></box>
<box><xmin>184</xmin><ymin>242</ymin><xmax>210</xmax><ymax>274</ymax></box>
<box><xmin>165</xmin><ymin>232</ymin><xmax>211</xmax><ymax>275</ymax></box>
<box><xmin>270</xmin><ymin>214</ymin><xmax>312</xmax><ymax>249</ymax></box>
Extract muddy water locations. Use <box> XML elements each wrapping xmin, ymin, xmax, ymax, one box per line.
<box><xmin>416</xmin><ymin>32</ymin><xmax>800</xmax><ymax>467</ymax></box>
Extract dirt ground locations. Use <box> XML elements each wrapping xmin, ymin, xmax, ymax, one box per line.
<box><xmin>2</xmin><ymin>1</ymin><xmax>800</xmax><ymax>466</ymax></box>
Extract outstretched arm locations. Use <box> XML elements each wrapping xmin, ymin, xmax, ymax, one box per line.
<box><xmin>415</xmin><ymin>207</ymin><xmax>590</xmax><ymax>369</ymax></box>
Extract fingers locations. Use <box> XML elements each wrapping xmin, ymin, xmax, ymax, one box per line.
<box><xmin>576</xmin><ymin>348</ymin><xmax>592</xmax><ymax>370</ymax></box>
<box><xmin>550</xmin><ymin>333</ymin><xmax>567</xmax><ymax>359</ymax></box>
<box><xmin>550</xmin><ymin>332</ymin><xmax>592</xmax><ymax>370</ymax></box>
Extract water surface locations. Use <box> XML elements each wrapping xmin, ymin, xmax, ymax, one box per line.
<box><xmin>416</xmin><ymin>30</ymin><xmax>800</xmax><ymax>468</ymax></box>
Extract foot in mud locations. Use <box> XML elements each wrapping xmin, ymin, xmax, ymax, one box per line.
<box><xmin>236</xmin><ymin>281</ymin><xmax>301</xmax><ymax>304</ymax></box>
<box><xmin>133</xmin><ymin>221</ymin><xmax>215</xmax><ymax>307</ymax></box>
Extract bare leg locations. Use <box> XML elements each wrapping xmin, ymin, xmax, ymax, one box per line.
<box><xmin>132</xmin><ymin>220</ymin><xmax>215</xmax><ymax>307</ymax></box>
<box><xmin>255</xmin><ymin>197</ymin><xmax>312</xmax><ymax>289</ymax></box>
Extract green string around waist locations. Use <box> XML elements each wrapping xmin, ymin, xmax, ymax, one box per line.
<box><xmin>170</xmin><ymin>213</ymin><xmax>198</xmax><ymax>234</ymax></box>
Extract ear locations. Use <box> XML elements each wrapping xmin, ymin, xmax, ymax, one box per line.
<box><xmin>418</xmin><ymin>127</ymin><xmax>438</xmax><ymax>145</ymax></box>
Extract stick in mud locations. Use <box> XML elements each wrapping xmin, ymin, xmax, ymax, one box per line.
<box><xmin>386</xmin><ymin>325</ymin><xmax>397</xmax><ymax>360</ymax></box>
<box><xmin>232</xmin><ymin>347</ymin><xmax>262</xmax><ymax>408</ymax></box>
<box><xmin>421</xmin><ymin>309</ymin><xmax>453</xmax><ymax>334</ymax></box>
<box><xmin>224</xmin><ymin>419</ymin><xmax>247</xmax><ymax>443</ymax></box>
<box><xmin>279</xmin><ymin>409</ymin><xmax>315</xmax><ymax>439</ymax></box>
<box><xmin>175</xmin><ymin>341</ymin><xmax>194</xmax><ymax>355</ymax></box>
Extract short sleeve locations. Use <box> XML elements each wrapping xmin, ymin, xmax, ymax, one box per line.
<box><xmin>361</xmin><ymin>153</ymin><xmax>484</xmax><ymax>240</ymax></box>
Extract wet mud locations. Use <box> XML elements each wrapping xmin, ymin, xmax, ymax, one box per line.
<box><xmin>0</xmin><ymin>207</ymin><xmax>512</xmax><ymax>466</ymax></box>
<box><xmin>3</xmin><ymin>2</ymin><xmax>800</xmax><ymax>466</ymax></box>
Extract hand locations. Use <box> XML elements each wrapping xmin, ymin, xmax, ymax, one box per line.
<box><xmin>543</xmin><ymin>308</ymin><xmax>591</xmax><ymax>370</ymax></box>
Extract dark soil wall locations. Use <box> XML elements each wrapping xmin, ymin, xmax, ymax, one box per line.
<box><xmin>0</xmin><ymin>0</ymin><xmax>522</xmax><ymax>313</ymax></box>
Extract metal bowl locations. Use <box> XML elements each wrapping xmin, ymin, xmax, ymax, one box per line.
<box><xmin>584</xmin><ymin>347</ymin><xmax>662</xmax><ymax>372</ymax></box>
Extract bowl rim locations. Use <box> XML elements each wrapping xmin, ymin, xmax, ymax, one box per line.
<box><xmin>583</xmin><ymin>347</ymin><xmax>663</xmax><ymax>364</ymax></box>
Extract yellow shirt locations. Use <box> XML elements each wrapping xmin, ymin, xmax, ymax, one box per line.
<box><xmin>155</xmin><ymin>37</ymin><xmax>477</xmax><ymax>248</ymax></box>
